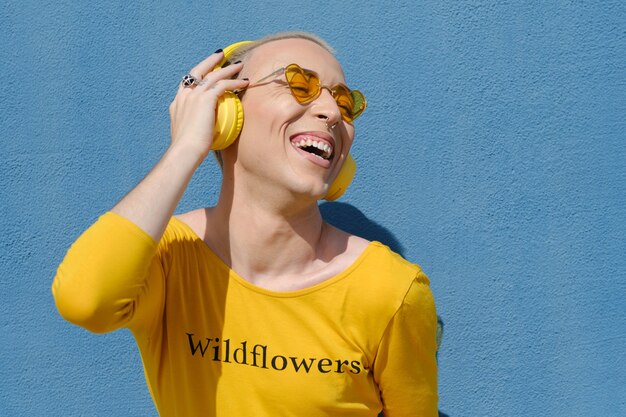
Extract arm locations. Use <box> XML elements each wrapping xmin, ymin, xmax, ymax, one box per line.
<box><xmin>51</xmin><ymin>211</ymin><xmax>164</xmax><ymax>334</ymax></box>
<box><xmin>111</xmin><ymin>52</ymin><xmax>248</xmax><ymax>242</ymax></box>
<box><xmin>373</xmin><ymin>272</ymin><xmax>439</xmax><ymax>417</ymax></box>
<box><xmin>51</xmin><ymin>52</ymin><xmax>249</xmax><ymax>333</ymax></box>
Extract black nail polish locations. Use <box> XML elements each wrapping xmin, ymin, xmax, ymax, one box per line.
<box><xmin>214</xmin><ymin>48</ymin><xmax>223</xmax><ymax>54</ymax></box>
<box><xmin>233</xmin><ymin>60</ymin><xmax>242</xmax><ymax>65</ymax></box>
<box><xmin>242</xmin><ymin>78</ymin><xmax>249</xmax><ymax>81</ymax></box>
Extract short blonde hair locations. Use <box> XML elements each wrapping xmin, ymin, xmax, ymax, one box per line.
<box><xmin>214</xmin><ymin>32</ymin><xmax>336</xmax><ymax>169</ymax></box>
<box><xmin>224</xmin><ymin>31</ymin><xmax>335</xmax><ymax>67</ymax></box>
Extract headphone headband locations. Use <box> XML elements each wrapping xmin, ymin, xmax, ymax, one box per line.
<box><xmin>219</xmin><ymin>41</ymin><xmax>254</xmax><ymax>67</ymax></box>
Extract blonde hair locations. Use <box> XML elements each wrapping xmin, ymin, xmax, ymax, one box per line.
<box><xmin>224</xmin><ymin>31</ymin><xmax>335</xmax><ymax>67</ymax></box>
<box><xmin>214</xmin><ymin>31</ymin><xmax>336</xmax><ymax>169</ymax></box>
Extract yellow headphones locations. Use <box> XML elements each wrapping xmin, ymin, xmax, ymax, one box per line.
<box><xmin>210</xmin><ymin>41</ymin><xmax>356</xmax><ymax>201</ymax></box>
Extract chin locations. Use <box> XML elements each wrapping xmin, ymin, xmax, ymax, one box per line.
<box><xmin>286</xmin><ymin>177</ymin><xmax>328</xmax><ymax>201</ymax></box>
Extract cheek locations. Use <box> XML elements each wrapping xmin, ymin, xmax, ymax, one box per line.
<box><xmin>240</xmin><ymin>96</ymin><xmax>267</xmax><ymax>129</ymax></box>
<box><xmin>341</xmin><ymin>126</ymin><xmax>356</xmax><ymax>152</ymax></box>
<box><xmin>240</xmin><ymin>90</ymin><xmax>303</xmax><ymax>132</ymax></box>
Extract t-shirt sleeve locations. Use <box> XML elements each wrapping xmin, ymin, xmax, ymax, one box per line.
<box><xmin>373</xmin><ymin>271</ymin><xmax>439</xmax><ymax>417</ymax></box>
<box><xmin>51</xmin><ymin>211</ymin><xmax>166</xmax><ymax>335</ymax></box>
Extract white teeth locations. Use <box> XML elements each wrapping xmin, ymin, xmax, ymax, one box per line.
<box><xmin>292</xmin><ymin>138</ymin><xmax>334</xmax><ymax>160</ymax></box>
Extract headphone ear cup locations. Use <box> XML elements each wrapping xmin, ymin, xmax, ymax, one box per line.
<box><xmin>324</xmin><ymin>154</ymin><xmax>356</xmax><ymax>201</ymax></box>
<box><xmin>212</xmin><ymin>91</ymin><xmax>244</xmax><ymax>150</ymax></box>
<box><xmin>210</xmin><ymin>40</ymin><xmax>253</xmax><ymax>151</ymax></box>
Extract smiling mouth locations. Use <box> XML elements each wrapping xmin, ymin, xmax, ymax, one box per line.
<box><xmin>291</xmin><ymin>138</ymin><xmax>334</xmax><ymax>160</ymax></box>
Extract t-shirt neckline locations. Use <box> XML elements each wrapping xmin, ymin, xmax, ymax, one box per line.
<box><xmin>170</xmin><ymin>216</ymin><xmax>379</xmax><ymax>298</ymax></box>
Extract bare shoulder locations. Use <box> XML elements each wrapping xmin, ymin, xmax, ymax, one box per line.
<box><xmin>346</xmin><ymin>233</ymin><xmax>371</xmax><ymax>255</ymax></box>
<box><xmin>324</xmin><ymin>222</ymin><xmax>371</xmax><ymax>260</ymax></box>
<box><xmin>173</xmin><ymin>208</ymin><xmax>208</xmax><ymax>238</ymax></box>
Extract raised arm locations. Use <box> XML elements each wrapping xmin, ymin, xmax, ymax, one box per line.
<box><xmin>52</xmin><ymin>51</ymin><xmax>249</xmax><ymax>333</ymax></box>
<box><xmin>111</xmin><ymin>51</ymin><xmax>248</xmax><ymax>241</ymax></box>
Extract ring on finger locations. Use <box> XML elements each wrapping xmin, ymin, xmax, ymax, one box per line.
<box><xmin>181</xmin><ymin>74</ymin><xmax>201</xmax><ymax>88</ymax></box>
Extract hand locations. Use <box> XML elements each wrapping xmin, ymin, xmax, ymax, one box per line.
<box><xmin>168</xmin><ymin>51</ymin><xmax>249</xmax><ymax>160</ymax></box>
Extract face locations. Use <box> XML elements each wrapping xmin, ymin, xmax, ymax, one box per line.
<box><xmin>226</xmin><ymin>38</ymin><xmax>357</xmax><ymax>201</ymax></box>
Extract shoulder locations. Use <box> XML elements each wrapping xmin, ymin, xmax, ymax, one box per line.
<box><xmin>155</xmin><ymin>208</ymin><xmax>208</xmax><ymax>250</ymax></box>
<box><xmin>324</xmin><ymin>222</ymin><xmax>426</xmax><ymax>288</ymax></box>
<box><xmin>349</xmin><ymin>241</ymin><xmax>430</xmax><ymax>310</ymax></box>
<box><xmin>338</xmin><ymin>242</ymin><xmax>432</xmax><ymax>358</ymax></box>
<box><xmin>327</xmin><ymin>224</ymin><xmax>371</xmax><ymax>264</ymax></box>
<box><xmin>365</xmin><ymin>242</ymin><xmax>428</xmax><ymax>285</ymax></box>
<box><xmin>173</xmin><ymin>208</ymin><xmax>207</xmax><ymax>237</ymax></box>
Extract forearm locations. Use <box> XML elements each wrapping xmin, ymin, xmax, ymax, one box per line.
<box><xmin>111</xmin><ymin>144</ymin><xmax>204</xmax><ymax>241</ymax></box>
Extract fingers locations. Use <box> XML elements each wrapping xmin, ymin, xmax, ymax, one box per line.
<box><xmin>171</xmin><ymin>77</ymin><xmax>249</xmax><ymax>116</ymax></box>
<box><xmin>170</xmin><ymin>49</ymin><xmax>249</xmax><ymax>130</ymax></box>
<box><xmin>196</xmin><ymin>63</ymin><xmax>244</xmax><ymax>90</ymax></box>
<box><xmin>173</xmin><ymin>63</ymin><xmax>247</xmax><ymax>106</ymax></box>
<box><xmin>175</xmin><ymin>49</ymin><xmax>225</xmax><ymax>95</ymax></box>
<box><xmin>201</xmin><ymin>78</ymin><xmax>250</xmax><ymax>97</ymax></box>
<box><xmin>176</xmin><ymin>64</ymin><xmax>244</xmax><ymax>102</ymax></box>
<box><xmin>167</xmin><ymin>49</ymin><xmax>251</xmax><ymax>156</ymax></box>
<box><xmin>172</xmin><ymin>55</ymin><xmax>246</xmax><ymax>107</ymax></box>
<box><xmin>190</xmin><ymin>49</ymin><xmax>226</xmax><ymax>78</ymax></box>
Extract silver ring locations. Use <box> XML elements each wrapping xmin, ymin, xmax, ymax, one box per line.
<box><xmin>181</xmin><ymin>74</ymin><xmax>200</xmax><ymax>88</ymax></box>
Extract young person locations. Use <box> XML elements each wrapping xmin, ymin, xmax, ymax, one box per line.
<box><xmin>52</xmin><ymin>32</ymin><xmax>438</xmax><ymax>416</ymax></box>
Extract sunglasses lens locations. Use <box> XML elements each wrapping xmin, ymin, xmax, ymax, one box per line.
<box><xmin>332</xmin><ymin>85</ymin><xmax>355</xmax><ymax>122</ymax></box>
<box><xmin>284</xmin><ymin>64</ymin><xmax>367</xmax><ymax>123</ymax></box>
<box><xmin>285</xmin><ymin>65</ymin><xmax>319</xmax><ymax>103</ymax></box>
<box><xmin>333</xmin><ymin>86</ymin><xmax>367</xmax><ymax>122</ymax></box>
<box><xmin>349</xmin><ymin>90</ymin><xmax>366</xmax><ymax>121</ymax></box>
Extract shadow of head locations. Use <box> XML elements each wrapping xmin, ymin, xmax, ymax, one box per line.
<box><xmin>319</xmin><ymin>202</ymin><xmax>405</xmax><ymax>256</ymax></box>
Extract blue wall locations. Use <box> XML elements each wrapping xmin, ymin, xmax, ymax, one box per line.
<box><xmin>1</xmin><ymin>1</ymin><xmax>624</xmax><ymax>416</ymax></box>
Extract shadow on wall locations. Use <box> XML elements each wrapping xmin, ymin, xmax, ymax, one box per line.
<box><xmin>319</xmin><ymin>202</ymin><xmax>405</xmax><ymax>254</ymax></box>
<box><xmin>320</xmin><ymin>202</ymin><xmax>448</xmax><ymax>417</ymax></box>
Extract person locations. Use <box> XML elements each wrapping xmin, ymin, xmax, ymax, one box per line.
<box><xmin>52</xmin><ymin>31</ymin><xmax>439</xmax><ymax>417</ymax></box>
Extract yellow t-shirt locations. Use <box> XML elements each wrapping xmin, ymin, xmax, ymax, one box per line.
<box><xmin>52</xmin><ymin>211</ymin><xmax>438</xmax><ymax>416</ymax></box>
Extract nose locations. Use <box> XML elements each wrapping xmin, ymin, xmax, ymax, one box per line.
<box><xmin>311</xmin><ymin>87</ymin><xmax>342</xmax><ymax>128</ymax></box>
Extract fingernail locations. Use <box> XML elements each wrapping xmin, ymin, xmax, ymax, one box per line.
<box><xmin>214</xmin><ymin>48</ymin><xmax>223</xmax><ymax>54</ymax></box>
<box><xmin>233</xmin><ymin>60</ymin><xmax>242</xmax><ymax>65</ymax></box>
<box><xmin>242</xmin><ymin>78</ymin><xmax>249</xmax><ymax>81</ymax></box>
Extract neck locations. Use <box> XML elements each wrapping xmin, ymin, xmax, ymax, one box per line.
<box><xmin>210</xmin><ymin>179</ymin><xmax>330</xmax><ymax>284</ymax></box>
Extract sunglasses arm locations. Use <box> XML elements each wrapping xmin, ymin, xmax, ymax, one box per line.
<box><xmin>251</xmin><ymin>67</ymin><xmax>286</xmax><ymax>85</ymax></box>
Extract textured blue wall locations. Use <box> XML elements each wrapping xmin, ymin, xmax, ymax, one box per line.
<box><xmin>1</xmin><ymin>1</ymin><xmax>624</xmax><ymax>416</ymax></box>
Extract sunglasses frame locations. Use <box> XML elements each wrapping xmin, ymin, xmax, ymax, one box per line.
<box><xmin>249</xmin><ymin>63</ymin><xmax>366</xmax><ymax>123</ymax></box>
